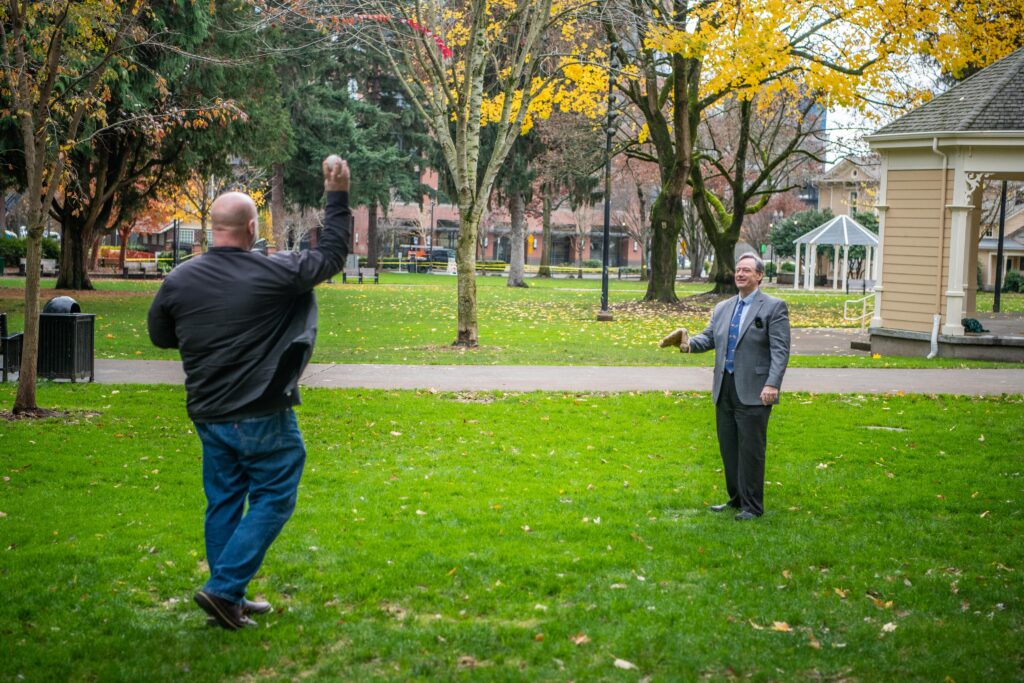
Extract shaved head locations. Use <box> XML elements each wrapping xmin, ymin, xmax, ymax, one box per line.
<box><xmin>211</xmin><ymin>192</ymin><xmax>258</xmax><ymax>248</ymax></box>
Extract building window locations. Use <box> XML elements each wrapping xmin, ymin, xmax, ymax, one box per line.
<box><xmin>633</xmin><ymin>240</ymin><xmax>638</xmax><ymax>252</ymax></box>
<box><xmin>532</xmin><ymin>237</ymin><xmax>538</xmax><ymax>249</ymax></box>
<box><xmin>849</xmin><ymin>191</ymin><xmax>858</xmax><ymax>207</ymax></box>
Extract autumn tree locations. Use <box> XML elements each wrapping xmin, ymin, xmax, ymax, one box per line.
<box><xmin>606</xmin><ymin>0</ymin><xmax>978</xmax><ymax>298</ymax></box>
<box><xmin>320</xmin><ymin>0</ymin><xmax>596</xmax><ymax>346</ymax></box>
<box><xmin>531</xmin><ymin>110</ymin><xmax>606</xmax><ymax>277</ymax></box>
<box><xmin>1</xmin><ymin>0</ymin><xmax>145</xmax><ymax>413</ymax></box>
<box><xmin>689</xmin><ymin>93</ymin><xmax>826</xmax><ymax>285</ymax></box>
<box><xmin>612</xmin><ymin>156</ymin><xmax>659</xmax><ymax>281</ymax></box>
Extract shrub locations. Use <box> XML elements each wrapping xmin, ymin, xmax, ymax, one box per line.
<box><xmin>1003</xmin><ymin>270</ymin><xmax>1023</xmax><ymax>293</ymax></box>
<box><xmin>582</xmin><ymin>259</ymin><xmax>602</xmax><ymax>268</ymax></box>
<box><xmin>764</xmin><ymin>261</ymin><xmax>777</xmax><ymax>278</ymax></box>
<box><xmin>41</xmin><ymin>237</ymin><xmax>60</xmax><ymax>259</ymax></box>
<box><xmin>0</xmin><ymin>236</ymin><xmax>26</xmax><ymax>264</ymax></box>
<box><xmin>780</xmin><ymin>261</ymin><xmax>795</xmax><ymax>273</ymax></box>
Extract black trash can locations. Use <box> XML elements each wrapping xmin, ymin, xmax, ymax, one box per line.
<box><xmin>39</xmin><ymin>296</ymin><xmax>95</xmax><ymax>382</ymax></box>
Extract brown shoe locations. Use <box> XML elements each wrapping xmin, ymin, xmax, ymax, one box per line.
<box><xmin>195</xmin><ymin>591</ymin><xmax>249</xmax><ymax>631</ymax></box>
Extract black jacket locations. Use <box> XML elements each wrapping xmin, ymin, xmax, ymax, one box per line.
<box><xmin>147</xmin><ymin>192</ymin><xmax>351</xmax><ymax>422</ymax></box>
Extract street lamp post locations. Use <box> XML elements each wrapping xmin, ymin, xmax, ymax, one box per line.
<box><xmin>597</xmin><ymin>43</ymin><xmax>618</xmax><ymax>322</ymax></box>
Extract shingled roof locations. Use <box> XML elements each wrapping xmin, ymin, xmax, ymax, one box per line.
<box><xmin>873</xmin><ymin>47</ymin><xmax>1024</xmax><ymax>136</ymax></box>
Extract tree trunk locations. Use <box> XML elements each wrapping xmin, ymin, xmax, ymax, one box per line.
<box><xmin>709</xmin><ymin>236</ymin><xmax>738</xmax><ymax>294</ymax></box>
<box><xmin>576</xmin><ymin>235</ymin><xmax>583</xmax><ymax>279</ymax></box>
<box><xmin>689</xmin><ymin>238</ymin><xmax>704</xmax><ymax>280</ymax></box>
<box><xmin>640</xmin><ymin>239</ymin><xmax>649</xmax><ymax>281</ymax></box>
<box><xmin>14</xmin><ymin>228</ymin><xmax>43</xmax><ymax>413</ymax></box>
<box><xmin>538</xmin><ymin>191</ymin><xmax>553</xmax><ymax>277</ymax></box>
<box><xmin>56</xmin><ymin>213</ymin><xmax>94</xmax><ymax>290</ymax></box>
<box><xmin>118</xmin><ymin>229</ymin><xmax>129</xmax><ymax>271</ymax></box>
<box><xmin>88</xmin><ymin>231</ymin><xmax>104</xmax><ymax>271</ymax></box>
<box><xmin>507</xmin><ymin>191</ymin><xmax>528</xmax><ymax>287</ymax></box>
<box><xmin>644</xmin><ymin>194</ymin><xmax>681</xmax><ymax>303</ymax></box>
<box><xmin>454</xmin><ymin>213</ymin><xmax>478</xmax><ymax>346</ymax></box>
<box><xmin>271</xmin><ymin>162</ymin><xmax>286</xmax><ymax>250</ymax></box>
<box><xmin>367</xmin><ymin>202</ymin><xmax>378</xmax><ymax>268</ymax></box>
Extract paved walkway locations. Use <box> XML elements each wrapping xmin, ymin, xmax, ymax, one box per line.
<box><xmin>93</xmin><ymin>360</ymin><xmax>1024</xmax><ymax>396</ymax></box>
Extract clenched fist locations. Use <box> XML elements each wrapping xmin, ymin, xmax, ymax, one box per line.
<box><xmin>660</xmin><ymin>328</ymin><xmax>689</xmax><ymax>353</ymax></box>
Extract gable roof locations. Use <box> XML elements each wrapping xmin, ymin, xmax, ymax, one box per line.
<box><xmin>794</xmin><ymin>214</ymin><xmax>879</xmax><ymax>246</ymax></box>
<box><xmin>818</xmin><ymin>156</ymin><xmax>881</xmax><ymax>184</ymax></box>
<box><xmin>872</xmin><ymin>47</ymin><xmax>1024</xmax><ymax>136</ymax></box>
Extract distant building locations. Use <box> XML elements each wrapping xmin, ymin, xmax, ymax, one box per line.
<box><xmin>815</xmin><ymin>155</ymin><xmax>881</xmax><ymax>216</ymax></box>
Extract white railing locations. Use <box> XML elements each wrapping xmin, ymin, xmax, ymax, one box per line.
<box><xmin>843</xmin><ymin>294</ymin><xmax>874</xmax><ymax>331</ymax></box>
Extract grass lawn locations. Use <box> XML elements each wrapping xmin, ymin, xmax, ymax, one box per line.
<box><xmin>1</xmin><ymin>384</ymin><xmax>1022</xmax><ymax>681</ymax></box>
<box><xmin>2</xmin><ymin>274</ymin><xmax>1023</xmax><ymax>368</ymax></box>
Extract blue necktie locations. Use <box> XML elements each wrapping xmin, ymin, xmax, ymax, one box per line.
<box><xmin>724</xmin><ymin>299</ymin><xmax>746</xmax><ymax>374</ymax></box>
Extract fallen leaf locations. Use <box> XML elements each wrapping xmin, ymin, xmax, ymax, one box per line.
<box><xmin>457</xmin><ymin>656</ymin><xmax>478</xmax><ymax>669</ymax></box>
<box><xmin>881</xmin><ymin>622</ymin><xmax>897</xmax><ymax>633</ymax></box>
<box><xmin>782</xmin><ymin>570</ymin><xmax>791</xmax><ymax>579</ymax></box>
<box><xmin>834</xmin><ymin>588</ymin><xmax>848</xmax><ymax>599</ymax></box>
<box><xmin>534</xmin><ymin>633</ymin><xmax>544</xmax><ymax>642</ymax></box>
<box><xmin>748</xmin><ymin>619</ymin><xmax>764</xmax><ymax>630</ymax></box>
<box><xmin>571</xmin><ymin>633</ymin><xmax>590</xmax><ymax>645</ymax></box>
<box><xmin>771</xmin><ymin>621</ymin><xmax>793</xmax><ymax>632</ymax></box>
<box><xmin>613</xmin><ymin>658</ymin><xmax>638</xmax><ymax>670</ymax></box>
<box><xmin>390</xmin><ymin>431</ymin><xmax>402</xmax><ymax>437</ymax></box>
<box><xmin>980</xmin><ymin>511</ymin><xmax>990</xmax><ymax>518</ymax></box>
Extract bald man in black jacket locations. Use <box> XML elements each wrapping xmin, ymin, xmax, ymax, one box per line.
<box><xmin>148</xmin><ymin>156</ymin><xmax>351</xmax><ymax>629</ymax></box>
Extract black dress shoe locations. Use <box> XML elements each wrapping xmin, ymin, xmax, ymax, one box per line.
<box><xmin>194</xmin><ymin>591</ymin><xmax>249</xmax><ymax>631</ymax></box>
<box><xmin>734</xmin><ymin>510</ymin><xmax>759</xmax><ymax>521</ymax></box>
<box><xmin>709</xmin><ymin>502</ymin><xmax>737</xmax><ymax>512</ymax></box>
<box><xmin>242</xmin><ymin>598</ymin><xmax>273</xmax><ymax>615</ymax></box>
<box><xmin>207</xmin><ymin>614</ymin><xmax>257</xmax><ymax>628</ymax></box>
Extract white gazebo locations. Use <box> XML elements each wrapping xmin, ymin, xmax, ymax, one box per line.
<box><xmin>792</xmin><ymin>214</ymin><xmax>879</xmax><ymax>291</ymax></box>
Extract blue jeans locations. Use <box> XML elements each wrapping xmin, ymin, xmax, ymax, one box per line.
<box><xmin>194</xmin><ymin>409</ymin><xmax>306</xmax><ymax>603</ymax></box>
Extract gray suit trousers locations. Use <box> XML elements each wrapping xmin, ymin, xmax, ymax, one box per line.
<box><xmin>716</xmin><ymin>372</ymin><xmax>772</xmax><ymax>516</ymax></box>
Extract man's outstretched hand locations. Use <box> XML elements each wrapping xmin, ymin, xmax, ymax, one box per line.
<box><xmin>323</xmin><ymin>155</ymin><xmax>350</xmax><ymax>193</ymax></box>
<box><xmin>660</xmin><ymin>328</ymin><xmax>689</xmax><ymax>353</ymax></box>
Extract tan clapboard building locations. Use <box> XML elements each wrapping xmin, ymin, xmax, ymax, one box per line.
<box><xmin>865</xmin><ymin>46</ymin><xmax>1024</xmax><ymax>361</ymax></box>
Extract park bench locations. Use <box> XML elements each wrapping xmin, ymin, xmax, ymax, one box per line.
<box><xmin>845</xmin><ymin>278</ymin><xmax>875</xmax><ymax>294</ymax></box>
<box><xmin>18</xmin><ymin>258</ymin><xmax>59</xmax><ymax>277</ymax></box>
<box><xmin>122</xmin><ymin>261</ymin><xmax>161</xmax><ymax>279</ymax></box>
<box><xmin>1</xmin><ymin>312</ymin><xmax>23</xmax><ymax>383</ymax></box>
<box><xmin>342</xmin><ymin>266</ymin><xmax>378</xmax><ymax>284</ymax></box>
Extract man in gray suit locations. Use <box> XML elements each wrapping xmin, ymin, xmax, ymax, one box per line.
<box><xmin>662</xmin><ymin>253</ymin><xmax>790</xmax><ymax>520</ymax></box>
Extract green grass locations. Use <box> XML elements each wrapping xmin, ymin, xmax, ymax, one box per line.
<box><xmin>1</xmin><ymin>384</ymin><xmax>1022</xmax><ymax>681</ymax></box>
<box><xmin>2</xmin><ymin>275</ymin><xmax>1023</xmax><ymax>368</ymax></box>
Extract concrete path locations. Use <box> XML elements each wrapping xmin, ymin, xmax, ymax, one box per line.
<box><xmin>92</xmin><ymin>360</ymin><xmax>1024</xmax><ymax>396</ymax></box>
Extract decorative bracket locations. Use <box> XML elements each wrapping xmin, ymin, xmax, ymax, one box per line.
<box><xmin>963</xmin><ymin>172</ymin><xmax>991</xmax><ymax>204</ymax></box>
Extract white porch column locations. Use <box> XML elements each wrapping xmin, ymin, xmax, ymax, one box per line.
<box><xmin>865</xmin><ymin>246</ymin><xmax>873</xmax><ymax>283</ymax></box>
<box><xmin>842</xmin><ymin>244</ymin><xmax>850</xmax><ymax>292</ymax></box>
<box><xmin>832</xmin><ymin>246</ymin><xmax>840</xmax><ymax>289</ymax></box>
<box><xmin>793</xmin><ymin>243</ymin><xmax>801</xmax><ymax>290</ymax></box>
<box><xmin>942</xmin><ymin>204</ymin><xmax>973</xmax><ymax>336</ymax></box>
<box><xmin>870</xmin><ymin>206</ymin><xmax>888</xmax><ymax>328</ymax></box>
<box><xmin>807</xmin><ymin>243</ymin><xmax>817</xmax><ymax>291</ymax></box>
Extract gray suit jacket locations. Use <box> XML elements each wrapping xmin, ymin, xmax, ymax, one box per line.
<box><xmin>689</xmin><ymin>289</ymin><xmax>791</xmax><ymax>405</ymax></box>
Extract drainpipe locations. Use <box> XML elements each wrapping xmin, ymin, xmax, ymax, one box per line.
<box><xmin>928</xmin><ymin>138</ymin><xmax>948</xmax><ymax>359</ymax></box>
